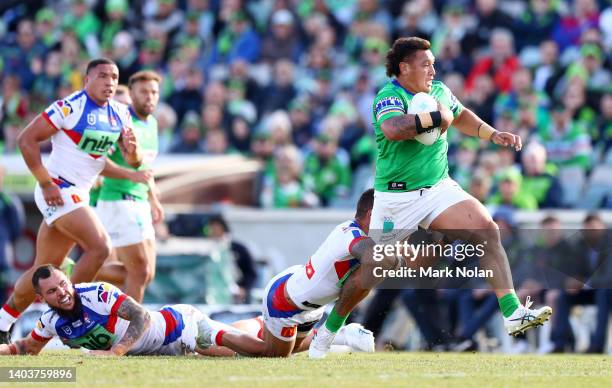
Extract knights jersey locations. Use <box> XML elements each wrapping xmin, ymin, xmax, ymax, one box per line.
<box><xmin>32</xmin><ymin>282</ymin><xmax>189</xmax><ymax>355</ymax></box>
<box><xmin>285</xmin><ymin>220</ymin><xmax>368</xmax><ymax>310</ymax></box>
<box><xmin>41</xmin><ymin>90</ymin><xmax>131</xmax><ymax>190</ymax></box>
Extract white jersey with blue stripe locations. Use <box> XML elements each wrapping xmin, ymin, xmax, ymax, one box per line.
<box><xmin>41</xmin><ymin>90</ymin><xmax>131</xmax><ymax>190</ymax></box>
<box><xmin>32</xmin><ymin>282</ymin><xmax>195</xmax><ymax>355</ymax></box>
<box><xmin>285</xmin><ymin>220</ymin><xmax>367</xmax><ymax>310</ymax></box>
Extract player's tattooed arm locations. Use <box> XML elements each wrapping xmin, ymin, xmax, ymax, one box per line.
<box><xmin>380</xmin><ymin>115</ymin><xmax>419</xmax><ymax>141</ymax></box>
<box><xmin>110</xmin><ymin>297</ymin><xmax>151</xmax><ymax>356</ymax></box>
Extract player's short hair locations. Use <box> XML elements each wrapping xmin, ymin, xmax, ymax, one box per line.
<box><xmin>386</xmin><ymin>37</ymin><xmax>431</xmax><ymax>77</ymax></box>
<box><xmin>355</xmin><ymin>188</ymin><xmax>375</xmax><ymax>219</ymax></box>
<box><xmin>128</xmin><ymin>70</ymin><xmax>162</xmax><ymax>89</ymax></box>
<box><xmin>85</xmin><ymin>58</ymin><xmax>117</xmax><ymax>75</ymax></box>
<box><xmin>32</xmin><ymin>264</ymin><xmax>61</xmax><ymax>294</ymax></box>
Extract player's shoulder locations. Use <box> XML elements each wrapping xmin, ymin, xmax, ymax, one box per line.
<box><xmin>375</xmin><ymin>80</ymin><xmax>402</xmax><ymax>98</ymax></box>
<box><xmin>39</xmin><ymin>308</ymin><xmax>58</xmax><ymax>325</ymax></box>
<box><xmin>75</xmin><ymin>282</ymin><xmax>121</xmax><ymax>306</ymax></box>
<box><xmin>431</xmin><ymin>80</ymin><xmax>454</xmax><ymax>95</ymax></box>
<box><xmin>336</xmin><ymin>219</ymin><xmax>366</xmax><ymax>238</ymax></box>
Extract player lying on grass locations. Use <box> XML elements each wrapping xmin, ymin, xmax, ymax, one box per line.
<box><xmin>0</xmin><ymin>265</ymin><xmax>369</xmax><ymax>357</ymax></box>
<box><xmin>196</xmin><ymin>189</ymin><xmax>383</xmax><ymax>357</ymax></box>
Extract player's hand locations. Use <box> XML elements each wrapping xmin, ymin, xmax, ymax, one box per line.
<box><xmin>437</xmin><ymin>101</ymin><xmax>453</xmax><ymax>132</ymax></box>
<box><xmin>41</xmin><ymin>181</ymin><xmax>64</xmax><ymax>207</ymax></box>
<box><xmin>129</xmin><ymin>169</ymin><xmax>153</xmax><ymax>184</ymax></box>
<box><xmin>120</xmin><ymin>126</ymin><xmax>138</xmax><ymax>155</ymax></box>
<box><xmin>491</xmin><ymin>131</ymin><xmax>522</xmax><ymax>151</ymax></box>
<box><xmin>150</xmin><ymin>198</ymin><xmax>165</xmax><ymax>224</ymax></box>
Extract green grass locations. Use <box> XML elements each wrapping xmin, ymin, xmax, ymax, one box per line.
<box><xmin>0</xmin><ymin>351</ymin><xmax>610</xmax><ymax>387</ymax></box>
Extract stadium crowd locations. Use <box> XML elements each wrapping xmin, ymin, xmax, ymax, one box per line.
<box><xmin>0</xmin><ymin>0</ymin><xmax>611</xmax><ymax>209</ymax></box>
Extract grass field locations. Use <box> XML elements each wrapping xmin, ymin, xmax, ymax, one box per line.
<box><xmin>0</xmin><ymin>351</ymin><xmax>610</xmax><ymax>387</ymax></box>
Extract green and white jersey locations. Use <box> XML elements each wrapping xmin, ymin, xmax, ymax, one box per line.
<box><xmin>372</xmin><ymin>79</ymin><xmax>463</xmax><ymax>192</ymax></box>
<box><xmin>99</xmin><ymin>107</ymin><xmax>158</xmax><ymax>201</ymax></box>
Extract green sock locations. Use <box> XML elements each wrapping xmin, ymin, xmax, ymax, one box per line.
<box><xmin>498</xmin><ymin>292</ymin><xmax>520</xmax><ymax>318</ymax></box>
<box><xmin>324</xmin><ymin>307</ymin><xmax>349</xmax><ymax>333</ymax></box>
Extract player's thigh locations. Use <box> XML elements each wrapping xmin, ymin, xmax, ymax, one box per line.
<box><xmin>98</xmin><ymin>200</ymin><xmax>154</xmax><ymax>249</ymax></box>
<box><xmin>116</xmin><ymin>242</ymin><xmax>149</xmax><ymax>272</ymax></box>
<box><xmin>53</xmin><ymin>206</ymin><xmax>110</xmax><ymax>250</ymax></box>
<box><xmin>262</xmin><ymin>324</ymin><xmax>296</xmax><ymax>357</ymax></box>
<box><xmin>34</xmin><ymin>221</ymin><xmax>75</xmax><ymax>265</ymax></box>
<box><xmin>429</xmin><ymin>196</ymin><xmax>496</xmax><ymax>241</ymax></box>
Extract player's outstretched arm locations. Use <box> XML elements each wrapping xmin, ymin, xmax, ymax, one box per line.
<box><xmin>0</xmin><ymin>334</ymin><xmax>49</xmax><ymax>356</ymax></box>
<box><xmin>453</xmin><ymin>108</ymin><xmax>522</xmax><ymax>151</ymax></box>
<box><xmin>92</xmin><ymin>297</ymin><xmax>150</xmax><ymax>356</ymax></box>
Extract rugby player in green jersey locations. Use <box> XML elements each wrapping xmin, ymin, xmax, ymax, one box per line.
<box><xmin>310</xmin><ymin>37</ymin><xmax>552</xmax><ymax>357</ymax></box>
<box><xmin>95</xmin><ymin>71</ymin><xmax>164</xmax><ymax>302</ymax></box>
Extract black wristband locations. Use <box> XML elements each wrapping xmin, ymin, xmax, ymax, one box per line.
<box><xmin>415</xmin><ymin>112</ymin><xmax>443</xmax><ymax>134</ymax></box>
<box><xmin>430</xmin><ymin>111</ymin><xmax>442</xmax><ymax>128</ymax></box>
<box><xmin>415</xmin><ymin>114</ymin><xmax>425</xmax><ymax>134</ymax></box>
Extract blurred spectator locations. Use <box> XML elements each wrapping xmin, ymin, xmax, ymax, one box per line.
<box><xmin>169</xmin><ymin>111</ymin><xmax>205</xmax><ymax>153</ymax></box>
<box><xmin>155</xmin><ymin>102</ymin><xmax>178</xmax><ymax>154</ymax></box>
<box><xmin>208</xmin><ymin>10</ymin><xmax>260</xmax><ymax>66</ymax></box>
<box><xmin>168</xmin><ymin>68</ymin><xmax>204</xmax><ymax>125</ymax></box>
<box><xmin>533</xmin><ymin>40</ymin><xmax>560</xmax><ymax>93</ymax></box>
<box><xmin>535</xmin><ymin>103</ymin><xmax>592</xmax><ymax>169</ymax></box>
<box><xmin>466</xmin><ymin>28</ymin><xmax>520</xmax><ymax>94</ymax></box>
<box><xmin>303</xmin><ymin>133</ymin><xmax>351</xmax><ymax>207</ymax></box>
<box><xmin>206</xmin><ymin>214</ymin><xmax>258</xmax><ymax>304</ymax></box>
<box><xmin>261</xmin><ymin>9</ymin><xmax>302</xmax><ymax>63</ymax></box>
<box><xmin>461</xmin><ymin>0</ymin><xmax>515</xmax><ymax>55</ymax></box>
<box><xmin>34</xmin><ymin>8</ymin><xmax>60</xmax><ymax>49</ymax></box>
<box><xmin>288</xmin><ymin>97</ymin><xmax>315</xmax><ymax>149</ymax></box>
<box><xmin>31</xmin><ymin>51</ymin><xmax>63</xmax><ymax>104</ymax></box>
<box><xmin>113</xmin><ymin>84</ymin><xmax>132</xmax><ymax>105</ymax></box>
<box><xmin>487</xmin><ymin>168</ymin><xmax>538</xmax><ymax>210</ymax></box>
<box><xmin>564</xmin><ymin>43</ymin><xmax>611</xmax><ymax>93</ymax></box>
<box><xmin>63</xmin><ymin>0</ymin><xmax>101</xmax><ymax>56</ymax></box>
<box><xmin>550</xmin><ymin>213</ymin><xmax>611</xmax><ymax>353</ymax></box>
<box><xmin>514</xmin><ymin>0</ymin><xmax>560</xmax><ymax>50</ymax></box>
<box><xmin>521</xmin><ymin>142</ymin><xmax>564</xmax><ymax>208</ymax></box>
<box><xmin>204</xmin><ymin>129</ymin><xmax>229</xmax><ymax>155</ymax></box>
<box><xmin>596</xmin><ymin>93</ymin><xmax>612</xmax><ymax>156</ymax></box>
<box><xmin>0</xmin><ymin>165</ymin><xmax>25</xmax><ymax>295</ymax></box>
<box><xmin>100</xmin><ymin>0</ymin><xmax>131</xmax><ymax>54</ymax></box>
<box><xmin>551</xmin><ymin>0</ymin><xmax>600</xmax><ymax>51</ymax></box>
<box><xmin>392</xmin><ymin>2</ymin><xmax>431</xmax><ymax>42</ymax></box>
<box><xmin>259</xmin><ymin>59</ymin><xmax>297</xmax><ymax>115</ymax></box>
<box><xmin>260</xmin><ymin>145</ymin><xmax>318</xmax><ymax>208</ymax></box>
<box><xmin>1</xmin><ymin>19</ymin><xmax>46</xmax><ymax>91</ymax></box>
<box><xmin>0</xmin><ymin>75</ymin><xmax>29</xmax><ymax>137</ymax></box>
<box><xmin>227</xmin><ymin>115</ymin><xmax>251</xmax><ymax>153</ymax></box>
<box><xmin>468</xmin><ymin>168</ymin><xmax>492</xmax><ymax>204</ymax></box>
<box><xmin>451</xmin><ymin>138</ymin><xmax>479</xmax><ymax>190</ymax></box>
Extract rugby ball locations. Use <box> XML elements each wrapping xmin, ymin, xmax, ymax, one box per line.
<box><xmin>408</xmin><ymin>92</ymin><xmax>441</xmax><ymax>145</ymax></box>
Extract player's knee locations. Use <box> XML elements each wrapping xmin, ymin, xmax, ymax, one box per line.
<box><xmin>471</xmin><ymin>218</ymin><xmax>501</xmax><ymax>245</ymax></box>
<box><xmin>88</xmin><ymin>239</ymin><xmax>112</xmax><ymax>264</ymax></box>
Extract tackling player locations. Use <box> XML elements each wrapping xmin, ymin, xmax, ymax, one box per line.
<box><xmin>0</xmin><ymin>265</ymin><xmax>368</xmax><ymax>357</ymax></box>
<box><xmin>196</xmin><ymin>189</ymin><xmax>380</xmax><ymax>357</ymax></box>
<box><xmin>0</xmin><ymin>58</ymin><xmax>142</xmax><ymax>344</ymax></box>
<box><xmin>94</xmin><ymin>71</ymin><xmax>164</xmax><ymax>302</ymax></box>
<box><xmin>310</xmin><ymin>37</ymin><xmax>552</xmax><ymax>358</ymax></box>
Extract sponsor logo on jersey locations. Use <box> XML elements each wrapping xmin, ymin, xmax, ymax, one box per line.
<box><xmin>375</xmin><ymin>96</ymin><xmax>404</xmax><ymax>120</ymax></box>
<box><xmin>97</xmin><ymin>283</ymin><xmax>114</xmax><ymax>303</ymax></box>
<box><xmin>71</xmin><ymin>194</ymin><xmax>82</xmax><ymax>204</ymax></box>
<box><xmin>305</xmin><ymin>259</ymin><xmax>315</xmax><ymax>279</ymax></box>
<box><xmin>36</xmin><ymin>320</ymin><xmax>44</xmax><ymax>330</ymax></box>
<box><xmin>57</xmin><ymin>100</ymin><xmax>73</xmax><ymax>117</ymax></box>
<box><xmin>45</xmin><ymin>206</ymin><xmax>57</xmax><ymax>219</ymax></box>
<box><xmin>72</xmin><ymin>320</ymin><xmax>83</xmax><ymax>328</ymax></box>
<box><xmin>98</xmin><ymin>114</ymin><xmax>108</xmax><ymax>123</ymax></box>
<box><xmin>87</xmin><ymin>113</ymin><xmax>96</xmax><ymax>125</ymax></box>
<box><xmin>78</xmin><ymin>129</ymin><xmax>118</xmax><ymax>156</ymax></box>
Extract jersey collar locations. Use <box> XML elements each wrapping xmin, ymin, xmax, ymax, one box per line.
<box><xmin>392</xmin><ymin>79</ymin><xmax>416</xmax><ymax>96</ymax></box>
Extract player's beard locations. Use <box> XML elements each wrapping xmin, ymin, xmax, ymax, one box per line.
<box><xmin>53</xmin><ymin>289</ymin><xmax>83</xmax><ymax>321</ymax></box>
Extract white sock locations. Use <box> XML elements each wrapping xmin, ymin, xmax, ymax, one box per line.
<box><xmin>0</xmin><ymin>306</ymin><xmax>19</xmax><ymax>332</ymax></box>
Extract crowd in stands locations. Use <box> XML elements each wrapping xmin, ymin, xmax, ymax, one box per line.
<box><xmin>1</xmin><ymin>0</ymin><xmax>611</xmax><ymax>209</ymax></box>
